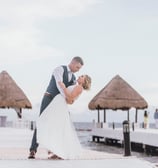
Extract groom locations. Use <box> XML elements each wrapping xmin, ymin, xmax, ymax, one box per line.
<box><xmin>28</xmin><ymin>56</ymin><xmax>84</xmax><ymax>159</ymax></box>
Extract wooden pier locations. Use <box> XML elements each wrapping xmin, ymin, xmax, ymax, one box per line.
<box><xmin>91</xmin><ymin>126</ymin><xmax>158</xmax><ymax>156</ymax></box>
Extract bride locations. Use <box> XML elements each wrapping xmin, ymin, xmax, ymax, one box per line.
<box><xmin>36</xmin><ymin>75</ymin><xmax>91</xmax><ymax>160</ymax></box>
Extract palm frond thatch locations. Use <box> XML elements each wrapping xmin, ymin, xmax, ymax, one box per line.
<box><xmin>88</xmin><ymin>75</ymin><xmax>148</xmax><ymax>110</ymax></box>
<box><xmin>0</xmin><ymin>70</ymin><xmax>32</xmax><ymax>109</ymax></box>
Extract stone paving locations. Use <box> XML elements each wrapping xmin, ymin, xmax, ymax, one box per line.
<box><xmin>0</xmin><ymin>127</ymin><xmax>157</xmax><ymax>168</ymax></box>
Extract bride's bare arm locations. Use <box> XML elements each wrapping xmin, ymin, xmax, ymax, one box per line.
<box><xmin>58</xmin><ymin>82</ymin><xmax>83</xmax><ymax>101</ymax></box>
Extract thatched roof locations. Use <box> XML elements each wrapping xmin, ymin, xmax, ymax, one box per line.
<box><xmin>88</xmin><ymin>75</ymin><xmax>148</xmax><ymax>110</ymax></box>
<box><xmin>0</xmin><ymin>70</ymin><xmax>32</xmax><ymax>109</ymax></box>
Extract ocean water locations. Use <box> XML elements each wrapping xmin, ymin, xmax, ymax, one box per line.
<box><xmin>73</xmin><ymin>122</ymin><xmax>93</xmax><ymax>130</ymax></box>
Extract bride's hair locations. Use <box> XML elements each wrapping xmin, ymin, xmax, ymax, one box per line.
<box><xmin>82</xmin><ymin>75</ymin><xmax>91</xmax><ymax>90</ymax></box>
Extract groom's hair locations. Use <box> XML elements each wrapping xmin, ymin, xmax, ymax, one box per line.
<box><xmin>72</xmin><ymin>56</ymin><xmax>84</xmax><ymax>65</ymax></box>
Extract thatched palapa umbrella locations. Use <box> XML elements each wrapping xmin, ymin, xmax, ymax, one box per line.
<box><xmin>88</xmin><ymin>75</ymin><xmax>148</xmax><ymax>122</ymax></box>
<box><xmin>0</xmin><ymin>71</ymin><xmax>32</xmax><ymax>118</ymax></box>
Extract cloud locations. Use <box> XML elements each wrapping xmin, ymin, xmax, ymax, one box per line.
<box><xmin>0</xmin><ymin>0</ymin><xmax>99</xmax><ymax>64</ymax></box>
<box><xmin>0</xmin><ymin>0</ymin><xmax>99</xmax><ymax>21</ymax></box>
<box><xmin>0</xmin><ymin>28</ymin><xmax>64</xmax><ymax>64</ymax></box>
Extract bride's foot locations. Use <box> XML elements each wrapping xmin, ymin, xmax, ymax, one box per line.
<box><xmin>48</xmin><ymin>154</ymin><xmax>63</xmax><ymax>160</ymax></box>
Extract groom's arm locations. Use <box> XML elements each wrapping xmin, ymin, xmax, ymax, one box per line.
<box><xmin>53</xmin><ymin>66</ymin><xmax>66</xmax><ymax>97</ymax></box>
<box><xmin>58</xmin><ymin>82</ymin><xmax>82</xmax><ymax>103</ymax></box>
<box><xmin>58</xmin><ymin>81</ymin><xmax>75</xmax><ymax>104</ymax></box>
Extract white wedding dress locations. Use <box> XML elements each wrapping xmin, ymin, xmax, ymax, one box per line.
<box><xmin>36</xmin><ymin>85</ymin><xmax>83</xmax><ymax>159</ymax></box>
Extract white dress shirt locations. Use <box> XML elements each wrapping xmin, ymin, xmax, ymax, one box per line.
<box><xmin>53</xmin><ymin>65</ymin><xmax>73</xmax><ymax>97</ymax></box>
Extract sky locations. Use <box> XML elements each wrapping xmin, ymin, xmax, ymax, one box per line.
<box><xmin>0</xmin><ymin>0</ymin><xmax>158</xmax><ymax>123</ymax></box>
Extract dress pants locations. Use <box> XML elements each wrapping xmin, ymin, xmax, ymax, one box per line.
<box><xmin>29</xmin><ymin>95</ymin><xmax>53</xmax><ymax>152</ymax></box>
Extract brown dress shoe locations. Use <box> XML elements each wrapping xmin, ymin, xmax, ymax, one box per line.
<box><xmin>28</xmin><ymin>150</ymin><xmax>36</xmax><ymax>159</ymax></box>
